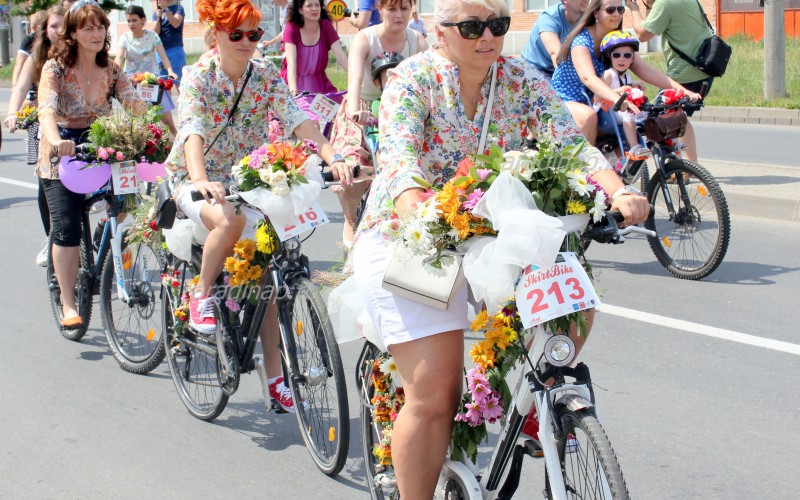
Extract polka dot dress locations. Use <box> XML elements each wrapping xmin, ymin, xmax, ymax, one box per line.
<box><xmin>552</xmin><ymin>29</ymin><xmax>607</xmax><ymax>103</ymax></box>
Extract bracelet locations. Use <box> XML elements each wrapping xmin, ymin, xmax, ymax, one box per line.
<box><xmin>611</xmin><ymin>185</ymin><xmax>642</xmax><ymax>202</ymax></box>
<box><xmin>330</xmin><ymin>153</ymin><xmax>346</xmax><ymax>165</ymax></box>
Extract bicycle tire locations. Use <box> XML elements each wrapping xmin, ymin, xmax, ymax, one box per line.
<box><xmin>645</xmin><ymin>159</ymin><xmax>730</xmax><ymax>279</ymax></box>
<box><xmin>162</xmin><ymin>259</ymin><xmax>229</xmax><ymax>421</ymax></box>
<box><xmin>433</xmin><ymin>461</ymin><xmax>481</xmax><ymax>500</ymax></box>
<box><xmin>547</xmin><ymin>407</ymin><xmax>629</xmax><ymax>500</ymax></box>
<box><xmin>359</xmin><ymin>343</ymin><xmax>396</xmax><ymax>500</ymax></box>
<box><xmin>281</xmin><ymin>277</ymin><xmax>349</xmax><ymax>476</ymax></box>
<box><xmin>47</xmin><ymin>231</ymin><xmax>93</xmax><ymax>341</ymax></box>
<box><xmin>101</xmin><ymin>238</ymin><xmax>166</xmax><ymax>374</ymax></box>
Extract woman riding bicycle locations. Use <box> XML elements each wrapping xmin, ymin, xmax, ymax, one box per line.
<box><xmin>328</xmin><ymin>0</ymin><xmax>427</xmax><ymax>248</ymax></box>
<box><xmin>115</xmin><ymin>5</ymin><xmax>179</xmax><ymax>136</ymax></box>
<box><xmin>550</xmin><ymin>0</ymin><xmax>700</xmax><ymax>144</ymax></box>
<box><xmin>38</xmin><ymin>0</ymin><xmax>146</xmax><ymax>329</ymax></box>
<box><xmin>349</xmin><ymin>0</ymin><xmax>650</xmax><ymax>497</ymax></box>
<box><xmin>280</xmin><ymin>0</ymin><xmax>348</xmax><ymax>119</ymax></box>
<box><xmin>165</xmin><ymin>0</ymin><xmax>354</xmax><ymax>412</ymax></box>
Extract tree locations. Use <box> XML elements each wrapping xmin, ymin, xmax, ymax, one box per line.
<box><xmin>12</xmin><ymin>0</ymin><xmax>126</xmax><ymax>17</ymax></box>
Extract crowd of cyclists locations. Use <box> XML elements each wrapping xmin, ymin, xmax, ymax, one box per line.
<box><xmin>3</xmin><ymin>0</ymin><xmax>717</xmax><ymax>497</ymax></box>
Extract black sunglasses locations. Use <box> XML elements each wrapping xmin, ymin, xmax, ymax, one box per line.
<box><xmin>219</xmin><ymin>27</ymin><xmax>264</xmax><ymax>43</ymax></box>
<box><xmin>611</xmin><ymin>52</ymin><xmax>634</xmax><ymax>59</ymax></box>
<box><xmin>603</xmin><ymin>6</ymin><xmax>626</xmax><ymax>14</ymax></box>
<box><xmin>440</xmin><ymin>16</ymin><xmax>511</xmax><ymax>40</ymax></box>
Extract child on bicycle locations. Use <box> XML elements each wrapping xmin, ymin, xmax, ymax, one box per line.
<box><xmin>598</xmin><ymin>31</ymin><xmax>650</xmax><ymax>159</ymax></box>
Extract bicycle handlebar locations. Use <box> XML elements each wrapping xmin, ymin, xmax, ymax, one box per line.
<box><xmin>584</xmin><ymin>208</ymin><xmax>656</xmax><ymax>244</ymax></box>
<box><xmin>50</xmin><ymin>143</ymin><xmax>97</xmax><ymax>165</ymax></box>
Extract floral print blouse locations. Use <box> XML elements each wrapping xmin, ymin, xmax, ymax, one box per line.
<box><xmin>119</xmin><ymin>30</ymin><xmax>162</xmax><ymax>75</ymax></box>
<box><xmin>37</xmin><ymin>60</ymin><xmax>146</xmax><ymax>179</ymax></box>
<box><xmin>165</xmin><ymin>56</ymin><xmax>309</xmax><ymax>187</ymax></box>
<box><xmin>355</xmin><ymin>51</ymin><xmax>611</xmax><ymax>239</ymax></box>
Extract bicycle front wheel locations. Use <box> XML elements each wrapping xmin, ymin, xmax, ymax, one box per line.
<box><xmin>162</xmin><ymin>259</ymin><xmax>229</xmax><ymax>421</ymax></box>
<box><xmin>282</xmin><ymin>277</ymin><xmax>349</xmax><ymax>476</ymax></box>
<box><xmin>548</xmin><ymin>407</ymin><xmax>629</xmax><ymax>500</ymax></box>
<box><xmin>101</xmin><ymin>238</ymin><xmax>166</xmax><ymax>373</ymax></box>
<box><xmin>645</xmin><ymin>159</ymin><xmax>730</xmax><ymax>279</ymax></box>
<box><xmin>47</xmin><ymin>231</ymin><xmax>93</xmax><ymax>341</ymax></box>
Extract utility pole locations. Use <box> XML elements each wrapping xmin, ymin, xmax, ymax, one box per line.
<box><xmin>764</xmin><ymin>0</ymin><xmax>786</xmax><ymax>99</ymax></box>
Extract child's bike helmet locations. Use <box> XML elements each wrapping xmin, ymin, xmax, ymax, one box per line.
<box><xmin>370</xmin><ymin>51</ymin><xmax>405</xmax><ymax>80</ymax></box>
<box><xmin>600</xmin><ymin>30</ymin><xmax>640</xmax><ymax>63</ymax></box>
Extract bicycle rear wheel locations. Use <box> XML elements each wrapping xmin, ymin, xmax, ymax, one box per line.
<box><xmin>101</xmin><ymin>238</ymin><xmax>166</xmax><ymax>373</ymax></box>
<box><xmin>47</xmin><ymin>231</ymin><xmax>93</xmax><ymax>341</ymax></box>
<box><xmin>281</xmin><ymin>277</ymin><xmax>349</xmax><ymax>476</ymax></box>
<box><xmin>548</xmin><ymin>407</ymin><xmax>629</xmax><ymax>500</ymax></box>
<box><xmin>645</xmin><ymin>159</ymin><xmax>730</xmax><ymax>279</ymax></box>
<box><xmin>162</xmin><ymin>259</ymin><xmax>229</xmax><ymax>421</ymax></box>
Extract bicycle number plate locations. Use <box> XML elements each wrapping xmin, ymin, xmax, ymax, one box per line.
<box><xmin>515</xmin><ymin>252</ymin><xmax>601</xmax><ymax>329</ymax></box>
<box><xmin>274</xmin><ymin>201</ymin><xmax>329</xmax><ymax>241</ymax></box>
<box><xmin>310</xmin><ymin>94</ymin><xmax>339</xmax><ymax>123</ymax></box>
<box><xmin>138</xmin><ymin>84</ymin><xmax>159</xmax><ymax>103</ymax></box>
<box><xmin>111</xmin><ymin>161</ymin><xmax>140</xmax><ymax>195</ymax></box>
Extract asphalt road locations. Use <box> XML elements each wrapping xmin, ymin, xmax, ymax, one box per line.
<box><xmin>1</xmin><ymin>117</ymin><xmax>799</xmax><ymax>498</ymax></box>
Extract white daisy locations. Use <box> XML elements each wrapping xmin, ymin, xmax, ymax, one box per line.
<box><xmin>403</xmin><ymin>220</ymin><xmax>434</xmax><ymax>254</ymax></box>
<box><xmin>567</xmin><ymin>169</ymin><xmax>591</xmax><ymax>197</ymax></box>
<box><xmin>379</xmin><ymin>356</ymin><xmax>403</xmax><ymax>386</ymax></box>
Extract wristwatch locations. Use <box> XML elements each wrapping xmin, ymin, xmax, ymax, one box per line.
<box><xmin>330</xmin><ymin>153</ymin><xmax>346</xmax><ymax>165</ymax></box>
<box><xmin>610</xmin><ymin>185</ymin><xmax>642</xmax><ymax>202</ymax></box>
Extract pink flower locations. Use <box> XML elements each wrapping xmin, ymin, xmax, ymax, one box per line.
<box><xmin>482</xmin><ymin>394</ymin><xmax>504</xmax><ymax>423</ymax></box>
<box><xmin>301</xmin><ymin>139</ymin><xmax>318</xmax><ymax>153</ymax></box>
<box><xmin>477</xmin><ymin>168</ymin><xmax>492</xmax><ymax>180</ymax></box>
<box><xmin>463</xmin><ymin>402</ymin><xmax>484</xmax><ymax>426</ymax></box>
<box><xmin>461</xmin><ymin>188</ymin><xmax>485</xmax><ymax>211</ymax></box>
<box><xmin>586</xmin><ymin>175</ymin><xmax>603</xmax><ymax>194</ymax></box>
<box><xmin>116</xmin><ymin>151</ymin><xmax>125</xmax><ymax>161</ymax></box>
<box><xmin>225</xmin><ymin>298</ymin><xmax>241</xmax><ymax>312</ymax></box>
<box><xmin>469</xmin><ymin>379</ymin><xmax>491</xmax><ymax>403</ymax></box>
<box><xmin>97</xmin><ymin>148</ymin><xmax>109</xmax><ymax>161</ymax></box>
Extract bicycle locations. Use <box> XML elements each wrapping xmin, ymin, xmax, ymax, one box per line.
<box><xmin>357</xmin><ymin>211</ymin><xmax>654</xmax><ymax>499</ymax></box>
<box><xmin>161</xmin><ymin>177</ymin><xmax>350</xmax><ymax>476</ymax></box>
<box><xmin>48</xmin><ymin>145</ymin><xmax>167</xmax><ymax>373</ymax></box>
<box><xmin>594</xmin><ymin>88</ymin><xmax>731</xmax><ymax>280</ymax></box>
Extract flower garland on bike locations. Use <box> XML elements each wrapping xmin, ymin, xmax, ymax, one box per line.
<box><xmin>347</xmin><ymin>0</ymin><xmax>650</xmax><ymax>497</ymax></box>
<box><xmin>163</xmin><ymin>0</ymin><xmax>354</xmax><ymax>413</ymax></box>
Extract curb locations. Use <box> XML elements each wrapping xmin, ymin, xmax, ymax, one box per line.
<box><xmin>693</xmin><ymin>106</ymin><xmax>800</xmax><ymax>127</ymax></box>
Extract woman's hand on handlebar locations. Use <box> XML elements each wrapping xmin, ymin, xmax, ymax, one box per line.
<box><xmin>620</xmin><ymin>100</ymin><xmax>640</xmax><ymax>115</ymax></box>
<box><xmin>52</xmin><ymin>140</ymin><xmax>76</xmax><ymax>159</ymax></box>
<box><xmin>193</xmin><ymin>179</ymin><xmax>227</xmax><ymax>205</ymax></box>
<box><xmin>349</xmin><ymin>109</ymin><xmax>372</xmax><ymax>126</ymax></box>
<box><xmin>610</xmin><ymin>193</ymin><xmax>650</xmax><ymax>226</ymax></box>
<box><xmin>329</xmin><ymin>160</ymin><xmax>354</xmax><ymax>186</ymax></box>
<box><xmin>4</xmin><ymin>114</ymin><xmax>18</xmax><ymax>132</ymax></box>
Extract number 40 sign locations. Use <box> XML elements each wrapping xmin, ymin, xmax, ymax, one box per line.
<box><xmin>515</xmin><ymin>252</ymin><xmax>601</xmax><ymax>329</ymax></box>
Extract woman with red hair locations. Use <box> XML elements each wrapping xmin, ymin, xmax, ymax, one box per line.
<box><xmin>164</xmin><ymin>0</ymin><xmax>353</xmax><ymax>412</ymax></box>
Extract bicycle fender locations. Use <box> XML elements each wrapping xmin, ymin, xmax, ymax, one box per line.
<box><xmin>555</xmin><ymin>393</ymin><xmax>594</xmax><ymax>412</ymax></box>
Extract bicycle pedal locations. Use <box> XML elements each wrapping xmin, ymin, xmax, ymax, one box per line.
<box><xmin>270</xmin><ymin>399</ymin><xmax>290</xmax><ymax>414</ymax></box>
<box><xmin>523</xmin><ymin>438</ymin><xmax>544</xmax><ymax>458</ymax></box>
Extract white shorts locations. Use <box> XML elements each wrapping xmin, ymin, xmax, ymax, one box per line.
<box><xmin>175</xmin><ymin>183</ymin><xmax>262</xmax><ymax>242</ymax></box>
<box><xmin>352</xmin><ymin>227</ymin><xmax>469</xmax><ymax>347</ymax></box>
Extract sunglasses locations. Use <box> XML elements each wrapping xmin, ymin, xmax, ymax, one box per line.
<box><xmin>440</xmin><ymin>16</ymin><xmax>511</xmax><ymax>40</ymax></box>
<box><xmin>603</xmin><ymin>6</ymin><xmax>626</xmax><ymax>14</ymax></box>
<box><xmin>69</xmin><ymin>0</ymin><xmax>100</xmax><ymax>13</ymax></box>
<box><xmin>611</xmin><ymin>52</ymin><xmax>634</xmax><ymax>59</ymax></box>
<box><xmin>218</xmin><ymin>27</ymin><xmax>264</xmax><ymax>43</ymax></box>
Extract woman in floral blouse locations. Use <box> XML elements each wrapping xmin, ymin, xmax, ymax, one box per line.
<box><xmin>350</xmin><ymin>0</ymin><xmax>650</xmax><ymax>496</ymax></box>
<box><xmin>165</xmin><ymin>0</ymin><xmax>353</xmax><ymax>412</ymax></box>
<box><xmin>39</xmin><ymin>0</ymin><xmax>146</xmax><ymax>329</ymax></box>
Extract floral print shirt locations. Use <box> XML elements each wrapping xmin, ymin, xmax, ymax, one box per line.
<box><xmin>119</xmin><ymin>30</ymin><xmax>162</xmax><ymax>75</ymax></box>
<box><xmin>166</xmin><ymin>56</ymin><xmax>309</xmax><ymax>187</ymax></box>
<box><xmin>37</xmin><ymin>60</ymin><xmax>146</xmax><ymax>179</ymax></box>
<box><xmin>355</xmin><ymin>51</ymin><xmax>611</xmax><ymax>239</ymax></box>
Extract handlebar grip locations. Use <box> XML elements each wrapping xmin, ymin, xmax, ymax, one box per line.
<box><xmin>321</xmin><ymin>165</ymin><xmax>360</xmax><ymax>183</ymax></box>
<box><xmin>190</xmin><ymin>191</ymin><xmax>206</xmax><ymax>202</ymax></box>
<box><xmin>699</xmin><ymin>82</ymin><xmax>709</xmax><ymax>99</ymax></box>
<box><xmin>613</xmin><ymin>92</ymin><xmax>629</xmax><ymax>112</ymax></box>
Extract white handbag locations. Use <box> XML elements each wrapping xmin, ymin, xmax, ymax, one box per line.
<box><xmin>381</xmin><ymin>63</ymin><xmax>498</xmax><ymax>311</ymax></box>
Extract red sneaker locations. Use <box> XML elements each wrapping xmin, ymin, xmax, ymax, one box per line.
<box><xmin>268</xmin><ymin>377</ymin><xmax>305</xmax><ymax>413</ymax></box>
<box><xmin>189</xmin><ymin>294</ymin><xmax>217</xmax><ymax>334</ymax></box>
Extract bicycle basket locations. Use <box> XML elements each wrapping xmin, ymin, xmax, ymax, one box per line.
<box><xmin>644</xmin><ymin>108</ymin><xmax>688</xmax><ymax>142</ymax></box>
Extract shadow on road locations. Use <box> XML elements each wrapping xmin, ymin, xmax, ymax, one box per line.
<box><xmin>713</xmin><ymin>174</ymin><xmax>799</xmax><ymax>187</ymax></box>
<box><xmin>0</xmin><ymin>196</ymin><xmax>36</xmax><ymax>210</ymax></box>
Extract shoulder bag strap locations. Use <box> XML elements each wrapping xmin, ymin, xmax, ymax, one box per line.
<box><xmin>477</xmin><ymin>63</ymin><xmax>498</xmax><ymax>154</ymax></box>
<box><xmin>204</xmin><ymin>62</ymin><xmax>254</xmax><ymax>156</ymax></box>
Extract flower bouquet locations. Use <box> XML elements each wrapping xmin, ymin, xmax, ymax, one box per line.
<box><xmin>125</xmin><ymin>195</ymin><xmax>163</xmax><ymax>246</ymax></box>
<box><xmin>131</xmin><ymin>71</ymin><xmax>165</xmax><ymax>104</ymax></box>
<box><xmin>131</xmin><ymin>71</ymin><xmax>159</xmax><ymax>86</ymax></box>
<box><xmin>368</xmin><ymin>355</ymin><xmax>405</xmax><ymax>467</ymax></box>
<box><xmin>15</xmin><ymin>105</ymin><xmax>38</xmax><ymax>130</ymax></box>
<box><xmin>220</xmin><ymin>222</ymin><xmax>279</xmax><ymax>318</ymax></box>
<box><xmin>231</xmin><ymin>140</ymin><xmax>325</xmax><ymax>233</ymax></box>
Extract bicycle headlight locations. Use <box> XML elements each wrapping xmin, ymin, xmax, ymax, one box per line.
<box><xmin>543</xmin><ymin>336</ymin><xmax>575</xmax><ymax>367</ymax></box>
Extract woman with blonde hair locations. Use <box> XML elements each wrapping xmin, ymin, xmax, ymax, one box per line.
<box><xmin>350</xmin><ymin>0</ymin><xmax>649</xmax><ymax>496</ymax></box>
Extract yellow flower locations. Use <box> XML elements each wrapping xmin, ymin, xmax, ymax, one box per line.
<box><xmin>503</xmin><ymin>326</ymin><xmax>518</xmax><ymax>344</ymax></box>
<box><xmin>247</xmin><ymin>264</ymin><xmax>263</xmax><ymax>282</ymax></box>
<box><xmin>470</xmin><ymin>339</ymin><xmax>496</xmax><ymax>369</ymax></box>
<box><xmin>233</xmin><ymin>239</ymin><xmax>256</xmax><ymax>261</ymax></box>
<box><xmin>256</xmin><ymin>224</ymin><xmax>276</xmax><ymax>254</ymax></box>
<box><xmin>189</xmin><ymin>276</ymin><xmax>200</xmax><ymax>288</ymax></box>
<box><xmin>486</xmin><ymin>327</ymin><xmax>512</xmax><ymax>350</ymax></box>
<box><xmin>242</xmin><ymin>155</ymin><xmax>250</xmax><ymax>167</ymax></box>
<box><xmin>567</xmin><ymin>200</ymin><xmax>587</xmax><ymax>214</ymax></box>
<box><xmin>490</xmin><ymin>313</ymin><xmax>512</xmax><ymax>330</ymax></box>
<box><xmin>470</xmin><ymin>310</ymin><xmax>489</xmax><ymax>332</ymax></box>
<box><xmin>223</xmin><ymin>256</ymin><xmax>239</xmax><ymax>274</ymax></box>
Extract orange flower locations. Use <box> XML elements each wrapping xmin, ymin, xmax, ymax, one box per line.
<box><xmin>455</xmin><ymin>157</ymin><xmax>475</xmax><ymax>179</ymax></box>
<box><xmin>450</xmin><ymin>211</ymin><xmax>472</xmax><ymax>240</ymax></box>
<box><xmin>269</xmin><ymin>142</ymin><xmax>295</xmax><ymax>165</ymax></box>
<box><xmin>470</xmin><ymin>339</ymin><xmax>496</xmax><ymax>369</ymax></box>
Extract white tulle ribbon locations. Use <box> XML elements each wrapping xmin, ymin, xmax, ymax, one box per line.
<box><xmin>460</xmin><ymin>171</ymin><xmax>589</xmax><ymax>313</ymax></box>
<box><xmin>237</xmin><ymin>155</ymin><xmax>324</xmax><ymax>230</ymax></box>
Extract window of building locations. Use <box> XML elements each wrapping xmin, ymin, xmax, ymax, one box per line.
<box><xmin>526</xmin><ymin>0</ymin><xmax>555</xmax><ymax>11</ymax></box>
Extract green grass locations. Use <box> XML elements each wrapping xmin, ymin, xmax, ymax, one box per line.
<box><xmin>0</xmin><ymin>59</ymin><xmax>15</xmax><ymax>81</ymax></box>
<box><xmin>641</xmin><ymin>34</ymin><xmax>800</xmax><ymax>109</ymax></box>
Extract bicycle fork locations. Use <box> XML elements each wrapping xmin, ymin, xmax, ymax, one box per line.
<box><xmin>108</xmin><ymin>217</ymin><xmax>133</xmax><ymax>303</ymax></box>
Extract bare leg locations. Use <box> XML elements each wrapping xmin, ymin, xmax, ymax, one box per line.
<box><xmin>53</xmin><ymin>244</ymin><xmax>80</xmax><ymax>318</ymax></box>
<box><xmin>389</xmin><ymin>330</ymin><xmax>465</xmax><ymax>499</ymax></box>
<box><xmin>622</xmin><ymin>121</ymin><xmax>640</xmax><ymax>151</ymax></box>
<box><xmin>565</xmin><ymin>101</ymin><xmax>599</xmax><ymax>144</ymax></box>
<box><xmin>682</xmin><ymin>120</ymin><xmax>698</xmax><ymax>162</ymax></box>
<box><xmin>196</xmin><ymin>201</ymin><xmax>246</xmax><ymax>295</ymax></box>
<box><xmin>258</xmin><ymin>299</ymin><xmax>283</xmax><ymax>378</ymax></box>
<box><xmin>336</xmin><ymin>180</ymin><xmax>370</xmax><ymax>246</ymax></box>
<box><xmin>160</xmin><ymin>111</ymin><xmax>178</xmax><ymax>137</ymax></box>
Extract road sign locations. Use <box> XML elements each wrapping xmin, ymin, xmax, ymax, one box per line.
<box><xmin>327</xmin><ymin>0</ymin><xmax>347</xmax><ymax>21</ymax></box>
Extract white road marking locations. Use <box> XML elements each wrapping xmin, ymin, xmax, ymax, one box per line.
<box><xmin>0</xmin><ymin>176</ymin><xmax>38</xmax><ymax>190</ymax></box>
<box><xmin>599</xmin><ymin>303</ymin><xmax>800</xmax><ymax>356</ymax></box>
